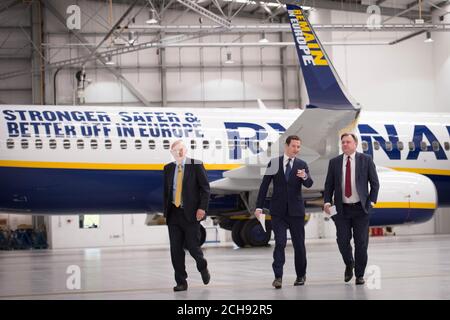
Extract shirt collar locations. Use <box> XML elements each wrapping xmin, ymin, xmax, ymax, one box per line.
<box><xmin>174</xmin><ymin>157</ymin><xmax>187</xmax><ymax>167</ymax></box>
<box><xmin>344</xmin><ymin>152</ymin><xmax>356</xmax><ymax>161</ymax></box>
<box><xmin>283</xmin><ymin>154</ymin><xmax>294</xmax><ymax>164</ymax></box>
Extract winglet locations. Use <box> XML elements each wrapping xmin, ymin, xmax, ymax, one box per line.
<box><xmin>286</xmin><ymin>5</ymin><xmax>358</xmax><ymax>110</ymax></box>
<box><xmin>257</xmin><ymin>99</ymin><xmax>267</xmax><ymax>110</ymax></box>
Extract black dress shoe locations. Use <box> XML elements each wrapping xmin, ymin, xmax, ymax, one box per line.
<box><xmin>272</xmin><ymin>278</ymin><xmax>282</xmax><ymax>289</ymax></box>
<box><xmin>345</xmin><ymin>264</ymin><xmax>354</xmax><ymax>282</ymax></box>
<box><xmin>200</xmin><ymin>268</ymin><xmax>210</xmax><ymax>285</ymax></box>
<box><xmin>293</xmin><ymin>276</ymin><xmax>306</xmax><ymax>286</ymax></box>
<box><xmin>355</xmin><ymin>277</ymin><xmax>365</xmax><ymax>285</ymax></box>
<box><xmin>173</xmin><ymin>283</ymin><xmax>188</xmax><ymax>292</ymax></box>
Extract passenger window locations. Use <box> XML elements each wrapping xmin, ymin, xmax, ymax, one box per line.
<box><xmin>420</xmin><ymin>141</ymin><xmax>427</xmax><ymax>151</ymax></box>
<box><xmin>385</xmin><ymin>141</ymin><xmax>392</xmax><ymax>151</ymax></box>
<box><xmin>397</xmin><ymin>141</ymin><xmax>404</xmax><ymax>151</ymax></box>
<box><xmin>120</xmin><ymin>139</ymin><xmax>127</xmax><ymax>150</ymax></box>
<box><xmin>21</xmin><ymin>139</ymin><xmax>29</xmax><ymax>149</ymax></box>
<box><xmin>373</xmin><ymin>141</ymin><xmax>380</xmax><ymax>150</ymax></box>
<box><xmin>6</xmin><ymin>139</ymin><xmax>14</xmax><ymax>149</ymax></box>
<box><xmin>445</xmin><ymin>142</ymin><xmax>450</xmax><ymax>151</ymax></box>
<box><xmin>148</xmin><ymin>140</ymin><xmax>155</xmax><ymax>150</ymax></box>
<box><xmin>91</xmin><ymin>139</ymin><xmax>98</xmax><ymax>149</ymax></box>
<box><xmin>49</xmin><ymin>139</ymin><xmax>57</xmax><ymax>149</ymax></box>
<box><xmin>191</xmin><ymin>140</ymin><xmax>197</xmax><ymax>150</ymax></box>
<box><xmin>215</xmin><ymin>140</ymin><xmax>222</xmax><ymax>149</ymax></box>
<box><xmin>105</xmin><ymin>139</ymin><xmax>112</xmax><ymax>149</ymax></box>
<box><xmin>163</xmin><ymin>140</ymin><xmax>170</xmax><ymax>150</ymax></box>
<box><xmin>63</xmin><ymin>139</ymin><xmax>70</xmax><ymax>149</ymax></box>
<box><xmin>203</xmin><ymin>140</ymin><xmax>209</xmax><ymax>149</ymax></box>
<box><xmin>77</xmin><ymin>139</ymin><xmax>84</xmax><ymax>149</ymax></box>
<box><xmin>267</xmin><ymin>141</ymin><xmax>272</xmax><ymax>157</ymax></box>
<box><xmin>35</xmin><ymin>139</ymin><xmax>43</xmax><ymax>149</ymax></box>
<box><xmin>408</xmin><ymin>142</ymin><xmax>415</xmax><ymax>151</ymax></box>
<box><xmin>135</xmin><ymin>139</ymin><xmax>142</xmax><ymax>150</ymax></box>
<box><xmin>361</xmin><ymin>141</ymin><xmax>368</xmax><ymax>152</ymax></box>
<box><xmin>432</xmin><ymin>141</ymin><xmax>440</xmax><ymax>152</ymax></box>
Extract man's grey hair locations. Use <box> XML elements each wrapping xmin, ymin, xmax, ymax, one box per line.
<box><xmin>171</xmin><ymin>139</ymin><xmax>186</xmax><ymax>150</ymax></box>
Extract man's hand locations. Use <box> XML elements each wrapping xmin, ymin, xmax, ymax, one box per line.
<box><xmin>323</xmin><ymin>203</ymin><xmax>331</xmax><ymax>215</ymax></box>
<box><xmin>196</xmin><ymin>209</ymin><xmax>206</xmax><ymax>221</ymax></box>
<box><xmin>255</xmin><ymin>208</ymin><xmax>263</xmax><ymax>218</ymax></box>
<box><xmin>297</xmin><ymin>169</ymin><xmax>307</xmax><ymax>179</ymax></box>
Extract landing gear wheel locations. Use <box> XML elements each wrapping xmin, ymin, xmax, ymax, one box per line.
<box><xmin>240</xmin><ymin>219</ymin><xmax>272</xmax><ymax>247</ymax></box>
<box><xmin>231</xmin><ymin>220</ymin><xmax>247</xmax><ymax>247</ymax></box>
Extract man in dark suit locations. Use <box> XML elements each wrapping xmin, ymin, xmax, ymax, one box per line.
<box><xmin>324</xmin><ymin>133</ymin><xmax>379</xmax><ymax>285</ymax></box>
<box><xmin>255</xmin><ymin>135</ymin><xmax>313</xmax><ymax>289</ymax></box>
<box><xmin>163</xmin><ymin>140</ymin><xmax>211</xmax><ymax>292</ymax></box>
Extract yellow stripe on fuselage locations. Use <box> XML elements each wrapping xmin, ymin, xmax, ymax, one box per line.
<box><xmin>390</xmin><ymin>167</ymin><xmax>450</xmax><ymax>176</ymax></box>
<box><xmin>374</xmin><ymin>202</ymin><xmax>436</xmax><ymax>209</ymax></box>
<box><xmin>1</xmin><ymin>160</ymin><xmax>447</xmax><ymax>177</ymax></box>
<box><xmin>0</xmin><ymin>160</ymin><xmax>242</xmax><ymax>171</ymax></box>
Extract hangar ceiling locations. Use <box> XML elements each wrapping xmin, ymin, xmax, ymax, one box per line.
<box><xmin>0</xmin><ymin>0</ymin><xmax>448</xmax><ymax>105</ymax></box>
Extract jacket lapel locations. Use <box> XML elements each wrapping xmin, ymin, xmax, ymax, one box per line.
<box><xmin>278</xmin><ymin>156</ymin><xmax>285</xmax><ymax>182</ymax></box>
<box><xmin>182</xmin><ymin>157</ymin><xmax>191</xmax><ymax>188</ymax></box>
<box><xmin>168</xmin><ymin>162</ymin><xmax>176</xmax><ymax>187</ymax></box>
<box><xmin>337</xmin><ymin>154</ymin><xmax>344</xmax><ymax>186</ymax></box>
<box><xmin>288</xmin><ymin>158</ymin><xmax>297</xmax><ymax>182</ymax></box>
<box><xmin>355</xmin><ymin>152</ymin><xmax>360</xmax><ymax>186</ymax></box>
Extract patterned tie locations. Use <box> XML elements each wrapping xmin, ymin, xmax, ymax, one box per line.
<box><xmin>174</xmin><ymin>164</ymin><xmax>183</xmax><ymax>207</ymax></box>
<box><xmin>345</xmin><ymin>156</ymin><xmax>352</xmax><ymax>198</ymax></box>
<box><xmin>285</xmin><ymin>158</ymin><xmax>292</xmax><ymax>182</ymax></box>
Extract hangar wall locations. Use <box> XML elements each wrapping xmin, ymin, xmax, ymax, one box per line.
<box><xmin>1</xmin><ymin>2</ymin><xmax>448</xmax><ymax>247</ymax></box>
<box><xmin>0</xmin><ymin>7</ymin><xmax>32</xmax><ymax>105</ymax></box>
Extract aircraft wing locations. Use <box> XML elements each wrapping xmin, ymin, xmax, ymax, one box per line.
<box><xmin>211</xmin><ymin>4</ymin><xmax>360</xmax><ymax>196</ymax></box>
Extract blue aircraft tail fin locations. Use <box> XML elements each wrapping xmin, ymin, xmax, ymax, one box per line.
<box><xmin>286</xmin><ymin>4</ymin><xmax>358</xmax><ymax>110</ymax></box>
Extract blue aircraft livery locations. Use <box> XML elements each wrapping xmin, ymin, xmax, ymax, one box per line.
<box><xmin>287</xmin><ymin>4</ymin><xmax>355</xmax><ymax>110</ymax></box>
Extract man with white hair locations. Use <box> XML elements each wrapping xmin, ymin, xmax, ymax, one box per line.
<box><xmin>163</xmin><ymin>140</ymin><xmax>211</xmax><ymax>292</ymax></box>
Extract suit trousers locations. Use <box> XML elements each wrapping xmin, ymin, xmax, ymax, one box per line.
<box><xmin>167</xmin><ymin>204</ymin><xmax>207</xmax><ymax>285</ymax></box>
<box><xmin>271</xmin><ymin>214</ymin><xmax>307</xmax><ymax>279</ymax></box>
<box><xmin>333</xmin><ymin>202</ymin><xmax>370</xmax><ymax>277</ymax></box>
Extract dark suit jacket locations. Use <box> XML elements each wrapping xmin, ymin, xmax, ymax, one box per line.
<box><xmin>324</xmin><ymin>152</ymin><xmax>380</xmax><ymax>215</ymax></box>
<box><xmin>256</xmin><ymin>156</ymin><xmax>313</xmax><ymax>217</ymax></box>
<box><xmin>163</xmin><ymin>157</ymin><xmax>210</xmax><ymax>223</ymax></box>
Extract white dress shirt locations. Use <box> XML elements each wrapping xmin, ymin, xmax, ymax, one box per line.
<box><xmin>341</xmin><ymin>152</ymin><xmax>360</xmax><ymax>204</ymax></box>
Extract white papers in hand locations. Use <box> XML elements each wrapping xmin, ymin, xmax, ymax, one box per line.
<box><xmin>257</xmin><ymin>214</ymin><xmax>266</xmax><ymax>232</ymax></box>
<box><xmin>329</xmin><ymin>205</ymin><xmax>337</xmax><ymax>216</ymax></box>
<box><xmin>324</xmin><ymin>206</ymin><xmax>337</xmax><ymax>221</ymax></box>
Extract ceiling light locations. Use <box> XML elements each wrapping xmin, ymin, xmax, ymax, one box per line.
<box><xmin>105</xmin><ymin>54</ymin><xmax>115</xmax><ymax>65</ymax></box>
<box><xmin>128</xmin><ymin>31</ymin><xmax>137</xmax><ymax>45</ymax></box>
<box><xmin>259</xmin><ymin>31</ymin><xmax>269</xmax><ymax>43</ymax></box>
<box><xmin>225</xmin><ymin>51</ymin><xmax>234</xmax><ymax>64</ymax></box>
<box><xmin>146</xmin><ymin>9</ymin><xmax>158</xmax><ymax>24</ymax></box>
<box><xmin>424</xmin><ymin>31</ymin><xmax>433</xmax><ymax>43</ymax></box>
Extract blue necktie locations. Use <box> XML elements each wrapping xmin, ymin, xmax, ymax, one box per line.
<box><xmin>285</xmin><ymin>158</ymin><xmax>292</xmax><ymax>182</ymax></box>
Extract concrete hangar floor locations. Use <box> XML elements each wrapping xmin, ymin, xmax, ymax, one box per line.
<box><xmin>0</xmin><ymin>235</ymin><xmax>449</xmax><ymax>300</ymax></box>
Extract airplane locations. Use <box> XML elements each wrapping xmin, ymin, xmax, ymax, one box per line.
<box><xmin>0</xmin><ymin>5</ymin><xmax>448</xmax><ymax>248</ymax></box>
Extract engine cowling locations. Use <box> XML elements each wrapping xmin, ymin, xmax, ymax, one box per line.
<box><xmin>370</xmin><ymin>169</ymin><xmax>437</xmax><ymax>226</ymax></box>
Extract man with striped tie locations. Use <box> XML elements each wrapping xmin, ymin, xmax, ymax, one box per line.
<box><xmin>163</xmin><ymin>140</ymin><xmax>211</xmax><ymax>292</ymax></box>
<box><xmin>324</xmin><ymin>133</ymin><xmax>379</xmax><ymax>285</ymax></box>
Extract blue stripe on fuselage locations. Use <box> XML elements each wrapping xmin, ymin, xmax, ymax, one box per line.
<box><xmin>0</xmin><ymin>167</ymin><xmax>236</xmax><ymax>214</ymax></box>
<box><xmin>369</xmin><ymin>208</ymin><xmax>435</xmax><ymax>226</ymax></box>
